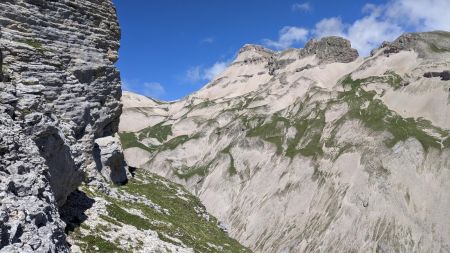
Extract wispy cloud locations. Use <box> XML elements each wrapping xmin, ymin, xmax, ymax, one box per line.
<box><xmin>141</xmin><ymin>82</ymin><xmax>165</xmax><ymax>98</ymax></box>
<box><xmin>275</xmin><ymin>0</ymin><xmax>450</xmax><ymax>56</ymax></box>
<box><xmin>186</xmin><ymin>66</ymin><xmax>202</xmax><ymax>83</ymax></box>
<box><xmin>291</xmin><ymin>2</ymin><xmax>311</xmax><ymax>12</ymax></box>
<box><xmin>263</xmin><ymin>26</ymin><xmax>309</xmax><ymax>50</ymax></box>
<box><xmin>312</xmin><ymin>5</ymin><xmax>403</xmax><ymax>55</ymax></box>
<box><xmin>185</xmin><ymin>60</ymin><xmax>231</xmax><ymax>83</ymax></box>
<box><xmin>201</xmin><ymin>37</ymin><xmax>215</xmax><ymax>44</ymax></box>
<box><xmin>122</xmin><ymin>80</ymin><xmax>166</xmax><ymax>99</ymax></box>
<box><xmin>203</xmin><ymin>61</ymin><xmax>228</xmax><ymax>80</ymax></box>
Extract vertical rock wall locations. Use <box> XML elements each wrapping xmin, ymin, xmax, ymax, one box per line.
<box><xmin>0</xmin><ymin>0</ymin><xmax>125</xmax><ymax>251</ymax></box>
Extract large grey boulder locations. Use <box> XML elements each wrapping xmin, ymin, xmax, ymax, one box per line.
<box><xmin>94</xmin><ymin>136</ymin><xmax>128</xmax><ymax>184</ymax></box>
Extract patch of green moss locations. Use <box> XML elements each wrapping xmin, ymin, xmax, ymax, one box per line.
<box><xmin>70</xmin><ymin>226</ymin><xmax>124</xmax><ymax>253</ymax></box>
<box><xmin>160</xmin><ymin>135</ymin><xmax>190</xmax><ymax>151</ymax></box>
<box><xmin>99</xmin><ymin>214</ymin><xmax>122</xmax><ymax>227</ymax></box>
<box><xmin>429</xmin><ymin>43</ymin><xmax>449</xmax><ymax>53</ymax></box>
<box><xmin>112</xmin><ymin>171</ymin><xmax>252</xmax><ymax>252</ymax></box>
<box><xmin>21</xmin><ymin>39</ymin><xmax>45</xmax><ymax>53</ymax></box>
<box><xmin>339</xmin><ymin>75</ymin><xmax>443</xmax><ymax>150</ymax></box>
<box><xmin>118</xmin><ymin>132</ymin><xmax>156</xmax><ymax>153</ymax></box>
<box><xmin>175</xmin><ymin>163</ymin><xmax>211</xmax><ymax>180</ymax></box>
<box><xmin>79</xmin><ymin>235</ymin><xmax>124</xmax><ymax>253</ymax></box>
<box><xmin>137</xmin><ymin>122</ymin><xmax>173</xmax><ymax>142</ymax></box>
<box><xmin>221</xmin><ymin>145</ymin><xmax>237</xmax><ymax>176</ymax></box>
<box><xmin>286</xmin><ymin>106</ymin><xmax>326</xmax><ymax>158</ymax></box>
<box><xmin>106</xmin><ymin>203</ymin><xmax>152</xmax><ymax>230</ymax></box>
<box><xmin>246</xmin><ymin>114</ymin><xmax>289</xmax><ymax>155</ymax></box>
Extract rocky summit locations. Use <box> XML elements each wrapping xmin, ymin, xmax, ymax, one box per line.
<box><xmin>120</xmin><ymin>32</ymin><xmax>450</xmax><ymax>252</ymax></box>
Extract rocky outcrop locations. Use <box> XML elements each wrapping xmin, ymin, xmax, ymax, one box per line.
<box><xmin>94</xmin><ymin>135</ymin><xmax>128</xmax><ymax>184</ymax></box>
<box><xmin>374</xmin><ymin>31</ymin><xmax>450</xmax><ymax>57</ymax></box>
<box><xmin>235</xmin><ymin>37</ymin><xmax>358</xmax><ymax>76</ymax></box>
<box><xmin>423</xmin><ymin>70</ymin><xmax>450</xmax><ymax>80</ymax></box>
<box><xmin>0</xmin><ymin>0</ymin><xmax>126</xmax><ymax>251</ymax></box>
<box><xmin>301</xmin><ymin>36</ymin><xmax>359</xmax><ymax>63</ymax></box>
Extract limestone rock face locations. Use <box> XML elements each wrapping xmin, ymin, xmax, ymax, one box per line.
<box><xmin>302</xmin><ymin>36</ymin><xmax>359</xmax><ymax>63</ymax></box>
<box><xmin>0</xmin><ymin>0</ymin><xmax>124</xmax><ymax>251</ymax></box>
<box><xmin>121</xmin><ymin>32</ymin><xmax>450</xmax><ymax>252</ymax></box>
<box><xmin>94</xmin><ymin>135</ymin><xmax>128</xmax><ymax>184</ymax></box>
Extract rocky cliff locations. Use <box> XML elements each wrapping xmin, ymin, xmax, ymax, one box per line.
<box><xmin>0</xmin><ymin>1</ymin><xmax>249</xmax><ymax>252</ymax></box>
<box><xmin>121</xmin><ymin>32</ymin><xmax>450</xmax><ymax>252</ymax></box>
<box><xmin>0</xmin><ymin>0</ymin><xmax>127</xmax><ymax>251</ymax></box>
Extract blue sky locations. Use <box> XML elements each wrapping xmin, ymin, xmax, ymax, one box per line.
<box><xmin>112</xmin><ymin>0</ymin><xmax>450</xmax><ymax>101</ymax></box>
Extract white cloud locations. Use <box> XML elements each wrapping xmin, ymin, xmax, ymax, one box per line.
<box><xmin>346</xmin><ymin>11</ymin><xmax>403</xmax><ymax>56</ymax></box>
<box><xmin>185</xmin><ymin>60</ymin><xmax>230</xmax><ymax>83</ymax></box>
<box><xmin>292</xmin><ymin>2</ymin><xmax>311</xmax><ymax>12</ymax></box>
<box><xmin>186</xmin><ymin>66</ymin><xmax>202</xmax><ymax>82</ymax></box>
<box><xmin>263</xmin><ymin>26</ymin><xmax>309</xmax><ymax>50</ymax></box>
<box><xmin>201</xmin><ymin>37</ymin><xmax>214</xmax><ymax>44</ymax></box>
<box><xmin>279</xmin><ymin>0</ymin><xmax>450</xmax><ymax>56</ymax></box>
<box><xmin>122</xmin><ymin>80</ymin><xmax>166</xmax><ymax>98</ymax></box>
<box><xmin>141</xmin><ymin>82</ymin><xmax>165</xmax><ymax>98</ymax></box>
<box><xmin>203</xmin><ymin>61</ymin><xmax>228</xmax><ymax>80</ymax></box>
<box><xmin>385</xmin><ymin>0</ymin><xmax>450</xmax><ymax>31</ymax></box>
<box><xmin>311</xmin><ymin>2</ymin><xmax>402</xmax><ymax>56</ymax></box>
<box><xmin>314</xmin><ymin>17</ymin><xmax>346</xmax><ymax>38</ymax></box>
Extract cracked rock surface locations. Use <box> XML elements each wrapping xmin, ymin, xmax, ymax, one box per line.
<box><xmin>0</xmin><ymin>0</ymin><xmax>125</xmax><ymax>251</ymax></box>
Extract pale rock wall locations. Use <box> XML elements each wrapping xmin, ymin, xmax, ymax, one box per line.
<box><xmin>0</xmin><ymin>0</ymin><xmax>125</xmax><ymax>251</ymax></box>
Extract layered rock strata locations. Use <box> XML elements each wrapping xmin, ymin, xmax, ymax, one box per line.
<box><xmin>0</xmin><ymin>0</ymin><xmax>126</xmax><ymax>251</ymax></box>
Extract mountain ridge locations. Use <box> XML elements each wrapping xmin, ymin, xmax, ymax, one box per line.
<box><xmin>120</xmin><ymin>31</ymin><xmax>450</xmax><ymax>252</ymax></box>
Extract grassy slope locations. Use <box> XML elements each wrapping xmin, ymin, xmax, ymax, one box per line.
<box><xmin>69</xmin><ymin>170</ymin><xmax>251</xmax><ymax>252</ymax></box>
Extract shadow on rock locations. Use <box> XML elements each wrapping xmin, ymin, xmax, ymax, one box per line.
<box><xmin>58</xmin><ymin>190</ymin><xmax>95</xmax><ymax>234</ymax></box>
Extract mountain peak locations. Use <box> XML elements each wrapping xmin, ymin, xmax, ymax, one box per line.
<box><xmin>374</xmin><ymin>31</ymin><xmax>450</xmax><ymax>58</ymax></box>
<box><xmin>302</xmin><ymin>36</ymin><xmax>359</xmax><ymax>63</ymax></box>
<box><xmin>234</xmin><ymin>44</ymin><xmax>274</xmax><ymax>64</ymax></box>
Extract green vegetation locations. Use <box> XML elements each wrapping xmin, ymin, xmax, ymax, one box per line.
<box><xmin>175</xmin><ymin>161</ymin><xmax>212</xmax><ymax>180</ymax></box>
<box><xmin>160</xmin><ymin>134</ymin><xmax>191</xmax><ymax>151</ymax></box>
<box><xmin>246</xmin><ymin>115</ymin><xmax>289</xmax><ymax>155</ymax></box>
<box><xmin>21</xmin><ymin>39</ymin><xmax>45</xmax><ymax>53</ymax></box>
<box><xmin>341</xmin><ymin>72</ymin><xmax>404</xmax><ymax>90</ymax></box>
<box><xmin>339</xmin><ymin>75</ymin><xmax>443</xmax><ymax>150</ymax></box>
<box><xmin>428</xmin><ymin>43</ymin><xmax>449</xmax><ymax>53</ymax></box>
<box><xmin>243</xmin><ymin>108</ymin><xmax>325</xmax><ymax>159</ymax></box>
<box><xmin>119</xmin><ymin>122</ymin><xmax>201</xmax><ymax>156</ymax></box>
<box><xmin>76</xmin><ymin>171</ymin><xmax>250</xmax><ymax>253</ymax></box>
<box><xmin>221</xmin><ymin>145</ymin><xmax>237</xmax><ymax>176</ymax></box>
<box><xmin>106</xmin><ymin>203</ymin><xmax>152</xmax><ymax>230</ymax></box>
<box><xmin>74</xmin><ymin>233</ymin><xmax>124</xmax><ymax>253</ymax></box>
<box><xmin>118</xmin><ymin>132</ymin><xmax>156</xmax><ymax>153</ymax></box>
<box><xmin>138</xmin><ymin>122</ymin><xmax>172</xmax><ymax>142</ymax></box>
<box><xmin>286</xmin><ymin>106</ymin><xmax>326</xmax><ymax>158</ymax></box>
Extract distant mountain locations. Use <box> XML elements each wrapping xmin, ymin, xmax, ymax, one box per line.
<box><xmin>120</xmin><ymin>31</ymin><xmax>450</xmax><ymax>252</ymax></box>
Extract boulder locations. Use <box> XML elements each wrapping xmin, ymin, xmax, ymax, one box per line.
<box><xmin>94</xmin><ymin>136</ymin><xmax>128</xmax><ymax>185</ymax></box>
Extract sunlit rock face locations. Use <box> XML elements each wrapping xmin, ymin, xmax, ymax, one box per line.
<box><xmin>0</xmin><ymin>0</ymin><xmax>124</xmax><ymax>251</ymax></box>
<box><xmin>121</xmin><ymin>32</ymin><xmax>450</xmax><ymax>252</ymax></box>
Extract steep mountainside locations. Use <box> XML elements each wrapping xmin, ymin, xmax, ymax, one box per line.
<box><xmin>120</xmin><ymin>32</ymin><xmax>450</xmax><ymax>252</ymax></box>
